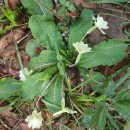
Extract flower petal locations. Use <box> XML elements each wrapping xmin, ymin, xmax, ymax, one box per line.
<box><xmin>94</xmin><ymin>15</ymin><xmax>109</xmax><ymax>34</ymax></box>
<box><xmin>19</xmin><ymin>68</ymin><xmax>29</xmax><ymax>82</ymax></box>
<box><xmin>73</xmin><ymin>42</ymin><xmax>91</xmax><ymax>54</ymax></box>
<box><xmin>25</xmin><ymin>109</ymin><xmax>43</xmax><ymax>129</ymax></box>
<box><xmin>98</xmin><ymin>28</ymin><xmax>106</xmax><ymax>34</ymax></box>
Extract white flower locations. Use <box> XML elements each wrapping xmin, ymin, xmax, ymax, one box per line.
<box><xmin>19</xmin><ymin>68</ymin><xmax>29</xmax><ymax>82</ymax></box>
<box><xmin>25</xmin><ymin>109</ymin><xmax>43</xmax><ymax>129</ymax></box>
<box><xmin>70</xmin><ymin>42</ymin><xmax>92</xmax><ymax>66</ymax></box>
<box><xmin>73</xmin><ymin>42</ymin><xmax>91</xmax><ymax>54</ymax></box>
<box><xmin>94</xmin><ymin>15</ymin><xmax>109</xmax><ymax>34</ymax></box>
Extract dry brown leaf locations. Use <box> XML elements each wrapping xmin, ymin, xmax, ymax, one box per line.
<box><xmin>8</xmin><ymin>0</ymin><xmax>20</xmax><ymax>10</ymax></box>
<box><xmin>0</xmin><ymin>29</ymin><xmax>24</xmax><ymax>52</ymax></box>
<box><xmin>0</xmin><ymin>107</ymin><xmax>21</xmax><ymax>128</ymax></box>
<box><xmin>86</xmin><ymin>29</ymin><xmax>107</xmax><ymax>45</ymax></box>
<box><xmin>19</xmin><ymin>123</ymin><xmax>32</xmax><ymax>130</ymax></box>
<box><xmin>75</xmin><ymin>0</ymin><xmax>95</xmax><ymax>8</ymax></box>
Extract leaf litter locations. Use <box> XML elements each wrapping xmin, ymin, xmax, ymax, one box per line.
<box><xmin>0</xmin><ymin>0</ymin><xmax>130</xmax><ymax>130</ymax></box>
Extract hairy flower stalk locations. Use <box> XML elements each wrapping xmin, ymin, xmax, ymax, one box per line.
<box><xmin>25</xmin><ymin>109</ymin><xmax>43</xmax><ymax>129</ymax></box>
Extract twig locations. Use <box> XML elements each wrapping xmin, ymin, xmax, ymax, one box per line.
<box><xmin>12</xmin><ymin>119</ymin><xmax>23</xmax><ymax>130</ymax></box>
<box><xmin>0</xmin><ymin>118</ymin><xmax>11</xmax><ymax>130</ymax></box>
<box><xmin>16</xmin><ymin>32</ymin><xmax>31</xmax><ymax>44</ymax></box>
<box><xmin>70</xmin><ymin>99</ymin><xmax>83</xmax><ymax>114</ymax></box>
<box><xmin>0</xmin><ymin>74</ymin><xmax>12</xmax><ymax>79</ymax></box>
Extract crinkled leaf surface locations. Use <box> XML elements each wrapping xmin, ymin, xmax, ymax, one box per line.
<box><xmin>113</xmin><ymin>90</ymin><xmax>130</xmax><ymax>119</ymax></box>
<box><xmin>82</xmin><ymin>102</ymin><xmax>108</xmax><ymax>129</ymax></box>
<box><xmin>20</xmin><ymin>0</ymin><xmax>53</xmax><ymax>19</ymax></box>
<box><xmin>0</xmin><ymin>78</ymin><xmax>21</xmax><ymax>99</ymax></box>
<box><xmin>124</xmin><ymin>122</ymin><xmax>130</xmax><ymax>130</ymax></box>
<box><xmin>78</xmin><ymin>40</ymin><xmax>128</xmax><ymax>68</ymax></box>
<box><xmin>43</xmin><ymin>75</ymin><xmax>63</xmax><ymax>114</ymax></box>
<box><xmin>81</xmin><ymin>109</ymin><xmax>93</xmax><ymax>128</ymax></box>
<box><xmin>22</xmin><ymin>73</ymin><xmax>44</xmax><ymax>101</ymax></box>
<box><xmin>59</xmin><ymin>0</ymin><xmax>76</xmax><ymax>12</ymax></box>
<box><xmin>69</xmin><ymin>9</ymin><xmax>93</xmax><ymax>45</ymax></box>
<box><xmin>98</xmin><ymin>0</ymin><xmax>129</xmax><ymax>3</ymax></box>
<box><xmin>25</xmin><ymin>39</ymin><xmax>39</xmax><ymax>57</ymax></box>
<box><xmin>29</xmin><ymin>15</ymin><xmax>64</xmax><ymax>50</ymax></box>
<box><xmin>42</xmin><ymin>65</ymin><xmax>58</xmax><ymax>80</ymax></box>
<box><xmin>90</xmin><ymin>102</ymin><xmax>108</xmax><ymax>128</ymax></box>
<box><xmin>104</xmin><ymin>81</ymin><xmax>116</xmax><ymax>96</ymax></box>
<box><xmin>28</xmin><ymin>50</ymin><xmax>57</xmax><ymax>70</ymax></box>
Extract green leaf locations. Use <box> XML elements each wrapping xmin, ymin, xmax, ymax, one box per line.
<box><xmin>104</xmin><ymin>81</ymin><xmax>116</xmax><ymax>96</ymax></box>
<box><xmin>42</xmin><ymin>65</ymin><xmax>58</xmax><ymax>80</ymax></box>
<box><xmin>2</xmin><ymin>7</ymin><xmax>16</xmax><ymax>25</ymax></box>
<box><xmin>29</xmin><ymin>15</ymin><xmax>64</xmax><ymax>50</ymax></box>
<box><xmin>59</xmin><ymin>0</ymin><xmax>76</xmax><ymax>12</ymax></box>
<box><xmin>43</xmin><ymin>75</ymin><xmax>63</xmax><ymax>114</ymax></box>
<box><xmin>85</xmin><ymin>71</ymin><xmax>105</xmax><ymax>81</ymax></box>
<box><xmin>115</xmin><ymin>71</ymin><xmax>130</xmax><ymax>89</ymax></box>
<box><xmin>57</xmin><ymin>62</ymin><xmax>64</xmax><ymax>76</ymax></box>
<box><xmin>89</xmin><ymin>102</ymin><xmax>108</xmax><ymax>129</ymax></box>
<box><xmin>113</xmin><ymin>90</ymin><xmax>130</xmax><ymax>119</ymax></box>
<box><xmin>95</xmin><ymin>0</ymin><xmax>129</xmax><ymax>3</ymax></box>
<box><xmin>59</xmin><ymin>0</ymin><xmax>67</xmax><ymax>5</ymax></box>
<box><xmin>26</xmin><ymin>39</ymin><xmax>39</xmax><ymax>57</ymax></box>
<box><xmin>83</xmin><ymin>102</ymin><xmax>108</xmax><ymax>129</ymax></box>
<box><xmin>28</xmin><ymin>50</ymin><xmax>58</xmax><ymax>70</ymax></box>
<box><xmin>69</xmin><ymin>9</ymin><xmax>93</xmax><ymax>45</ymax></box>
<box><xmin>78</xmin><ymin>40</ymin><xmax>128</xmax><ymax>68</ymax></box>
<box><xmin>67</xmin><ymin>4</ymin><xmax>76</xmax><ymax>12</ymax></box>
<box><xmin>20</xmin><ymin>0</ymin><xmax>53</xmax><ymax>19</ymax></box>
<box><xmin>22</xmin><ymin>73</ymin><xmax>44</xmax><ymax>101</ymax></box>
<box><xmin>81</xmin><ymin>109</ymin><xmax>94</xmax><ymax>128</ymax></box>
<box><xmin>107</xmin><ymin>113</ymin><xmax>120</xmax><ymax>130</ymax></box>
<box><xmin>58</xmin><ymin>7</ymin><xmax>67</xmax><ymax>16</ymax></box>
<box><xmin>124</xmin><ymin>121</ymin><xmax>130</xmax><ymax>130</ymax></box>
<box><xmin>0</xmin><ymin>100</ymin><xmax>17</xmax><ymax>113</ymax></box>
<box><xmin>0</xmin><ymin>78</ymin><xmax>21</xmax><ymax>99</ymax></box>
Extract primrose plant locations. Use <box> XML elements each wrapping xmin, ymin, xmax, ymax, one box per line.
<box><xmin>0</xmin><ymin>0</ymin><xmax>129</xmax><ymax>129</ymax></box>
<box><xmin>70</xmin><ymin>15</ymin><xmax>109</xmax><ymax>66</ymax></box>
